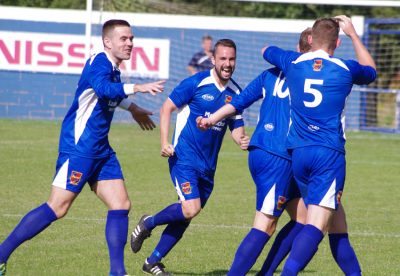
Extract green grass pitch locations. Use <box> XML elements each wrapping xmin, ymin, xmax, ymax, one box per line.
<box><xmin>0</xmin><ymin>119</ymin><xmax>399</xmax><ymax>275</ymax></box>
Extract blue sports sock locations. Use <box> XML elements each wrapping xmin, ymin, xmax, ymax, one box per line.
<box><xmin>281</xmin><ymin>224</ymin><xmax>324</xmax><ymax>276</ymax></box>
<box><xmin>329</xmin><ymin>233</ymin><xmax>361</xmax><ymax>276</ymax></box>
<box><xmin>147</xmin><ymin>220</ymin><xmax>190</xmax><ymax>265</ymax></box>
<box><xmin>106</xmin><ymin>209</ymin><xmax>129</xmax><ymax>276</ymax></box>
<box><xmin>227</xmin><ymin>228</ymin><xmax>270</xmax><ymax>276</ymax></box>
<box><xmin>0</xmin><ymin>203</ymin><xmax>57</xmax><ymax>263</ymax></box>
<box><xmin>144</xmin><ymin>203</ymin><xmax>185</xmax><ymax>230</ymax></box>
<box><xmin>259</xmin><ymin>220</ymin><xmax>304</xmax><ymax>276</ymax></box>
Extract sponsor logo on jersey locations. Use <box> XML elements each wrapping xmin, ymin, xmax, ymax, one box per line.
<box><xmin>70</xmin><ymin>171</ymin><xmax>83</xmax><ymax>185</ymax></box>
<box><xmin>277</xmin><ymin>196</ymin><xmax>287</xmax><ymax>210</ymax></box>
<box><xmin>264</xmin><ymin>123</ymin><xmax>274</xmax><ymax>131</ymax></box>
<box><xmin>225</xmin><ymin>95</ymin><xmax>232</xmax><ymax>104</ymax></box>
<box><xmin>202</xmin><ymin>94</ymin><xmax>215</xmax><ymax>101</ymax></box>
<box><xmin>336</xmin><ymin>190</ymin><xmax>343</xmax><ymax>204</ymax></box>
<box><xmin>313</xmin><ymin>59</ymin><xmax>323</xmax><ymax>71</ymax></box>
<box><xmin>181</xmin><ymin>182</ymin><xmax>192</xmax><ymax>195</ymax></box>
<box><xmin>308</xmin><ymin>124</ymin><xmax>320</xmax><ymax>132</ymax></box>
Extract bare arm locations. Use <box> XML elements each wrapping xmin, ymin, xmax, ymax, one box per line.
<box><xmin>335</xmin><ymin>15</ymin><xmax>376</xmax><ymax>69</ymax></box>
<box><xmin>160</xmin><ymin>98</ymin><xmax>177</xmax><ymax>157</ymax></box>
<box><xmin>231</xmin><ymin>126</ymin><xmax>250</xmax><ymax>151</ymax></box>
<box><xmin>197</xmin><ymin>104</ymin><xmax>236</xmax><ymax>130</ymax></box>
<box><xmin>134</xmin><ymin>80</ymin><xmax>166</xmax><ymax>95</ymax></box>
<box><xmin>187</xmin><ymin>66</ymin><xmax>197</xmax><ymax>75</ymax></box>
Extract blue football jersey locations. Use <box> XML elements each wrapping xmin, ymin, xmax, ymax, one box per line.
<box><xmin>230</xmin><ymin>67</ymin><xmax>291</xmax><ymax>160</ymax></box>
<box><xmin>59</xmin><ymin>52</ymin><xmax>133</xmax><ymax>158</ymax></box>
<box><xmin>169</xmin><ymin>69</ymin><xmax>244</xmax><ymax>173</ymax></box>
<box><xmin>264</xmin><ymin>47</ymin><xmax>377</xmax><ymax>153</ymax></box>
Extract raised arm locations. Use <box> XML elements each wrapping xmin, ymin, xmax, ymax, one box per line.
<box><xmin>335</xmin><ymin>15</ymin><xmax>376</xmax><ymax>69</ymax></box>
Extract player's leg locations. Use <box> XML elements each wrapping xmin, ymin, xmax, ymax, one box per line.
<box><xmin>142</xmin><ymin>169</ymin><xmax>212</xmax><ymax>275</ymax></box>
<box><xmin>131</xmin><ymin>164</ymin><xmax>200</xmax><ymax>255</ymax></box>
<box><xmin>259</xmin><ymin>197</ymin><xmax>307</xmax><ymax>276</ymax></box>
<box><xmin>282</xmin><ymin>146</ymin><xmax>345</xmax><ymax>275</ymax></box>
<box><xmin>92</xmin><ymin>154</ymin><xmax>130</xmax><ymax>276</ymax></box>
<box><xmin>0</xmin><ymin>152</ymin><xmax>83</xmax><ymax>268</ymax></box>
<box><xmin>329</xmin><ymin>203</ymin><xmax>361</xmax><ymax>276</ymax></box>
<box><xmin>228</xmin><ymin>149</ymin><xmax>292</xmax><ymax>276</ymax></box>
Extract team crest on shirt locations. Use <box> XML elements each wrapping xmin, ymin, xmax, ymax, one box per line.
<box><xmin>313</xmin><ymin>59</ymin><xmax>323</xmax><ymax>71</ymax></box>
<box><xmin>225</xmin><ymin>95</ymin><xmax>232</xmax><ymax>104</ymax></box>
<box><xmin>277</xmin><ymin>196</ymin><xmax>287</xmax><ymax>210</ymax></box>
<box><xmin>70</xmin><ymin>171</ymin><xmax>83</xmax><ymax>185</ymax></box>
<box><xmin>181</xmin><ymin>182</ymin><xmax>192</xmax><ymax>195</ymax></box>
<box><xmin>336</xmin><ymin>191</ymin><xmax>343</xmax><ymax>204</ymax></box>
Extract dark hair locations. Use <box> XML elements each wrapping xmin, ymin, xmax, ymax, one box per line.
<box><xmin>202</xmin><ymin>35</ymin><xmax>213</xmax><ymax>41</ymax></box>
<box><xmin>312</xmin><ymin>18</ymin><xmax>339</xmax><ymax>51</ymax></box>
<box><xmin>102</xmin><ymin>19</ymin><xmax>131</xmax><ymax>40</ymax></box>
<box><xmin>298</xmin><ymin>27</ymin><xmax>312</xmax><ymax>53</ymax></box>
<box><xmin>213</xmin><ymin>39</ymin><xmax>236</xmax><ymax>56</ymax></box>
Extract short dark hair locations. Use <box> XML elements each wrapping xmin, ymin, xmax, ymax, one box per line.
<box><xmin>213</xmin><ymin>39</ymin><xmax>236</xmax><ymax>56</ymax></box>
<box><xmin>102</xmin><ymin>19</ymin><xmax>131</xmax><ymax>40</ymax></box>
<box><xmin>202</xmin><ymin>35</ymin><xmax>213</xmax><ymax>41</ymax></box>
<box><xmin>312</xmin><ymin>18</ymin><xmax>339</xmax><ymax>51</ymax></box>
<box><xmin>298</xmin><ymin>27</ymin><xmax>312</xmax><ymax>53</ymax></box>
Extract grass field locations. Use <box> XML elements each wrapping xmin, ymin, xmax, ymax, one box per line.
<box><xmin>0</xmin><ymin>119</ymin><xmax>399</xmax><ymax>276</ymax></box>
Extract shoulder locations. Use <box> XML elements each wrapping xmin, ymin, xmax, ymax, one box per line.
<box><xmin>227</xmin><ymin>78</ymin><xmax>242</xmax><ymax>94</ymax></box>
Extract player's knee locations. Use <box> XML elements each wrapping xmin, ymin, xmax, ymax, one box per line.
<box><xmin>182</xmin><ymin>205</ymin><xmax>201</xmax><ymax>219</ymax></box>
<box><xmin>109</xmin><ymin>198</ymin><xmax>131</xmax><ymax>211</ymax></box>
<box><xmin>48</xmin><ymin>203</ymin><xmax>69</xmax><ymax>219</ymax></box>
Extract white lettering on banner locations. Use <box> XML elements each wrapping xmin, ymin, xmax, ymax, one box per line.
<box><xmin>0</xmin><ymin>31</ymin><xmax>170</xmax><ymax>79</ymax></box>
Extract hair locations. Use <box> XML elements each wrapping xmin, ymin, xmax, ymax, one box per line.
<box><xmin>311</xmin><ymin>18</ymin><xmax>339</xmax><ymax>51</ymax></box>
<box><xmin>298</xmin><ymin>27</ymin><xmax>312</xmax><ymax>53</ymax></box>
<box><xmin>202</xmin><ymin>35</ymin><xmax>213</xmax><ymax>41</ymax></box>
<box><xmin>213</xmin><ymin>39</ymin><xmax>236</xmax><ymax>56</ymax></box>
<box><xmin>102</xmin><ymin>19</ymin><xmax>131</xmax><ymax>40</ymax></box>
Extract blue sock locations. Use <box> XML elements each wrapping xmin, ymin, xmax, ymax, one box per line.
<box><xmin>147</xmin><ymin>220</ymin><xmax>190</xmax><ymax>265</ymax></box>
<box><xmin>144</xmin><ymin>203</ymin><xmax>185</xmax><ymax>230</ymax></box>
<box><xmin>282</xmin><ymin>224</ymin><xmax>324</xmax><ymax>276</ymax></box>
<box><xmin>329</xmin><ymin>233</ymin><xmax>361</xmax><ymax>276</ymax></box>
<box><xmin>106</xmin><ymin>210</ymin><xmax>129</xmax><ymax>276</ymax></box>
<box><xmin>259</xmin><ymin>220</ymin><xmax>304</xmax><ymax>276</ymax></box>
<box><xmin>0</xmin><ymin>203</ymin><xmax>57</xmax><ymax>263</ymax></box>
<box><xmin>227</xmin><ymin>228</ymin><xmax>270</xmax><ymax>276</ymax></box>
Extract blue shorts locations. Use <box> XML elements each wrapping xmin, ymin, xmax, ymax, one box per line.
<box><xmin>169</xmin><ymin>160</ymin><xmax>214</xmax><ymax>208</ymax></box>
<box><xmin>249</xmin><ymin>148</ymin><xmax>300</xmax><ymax>217</ymax></box>
<box><xmin>52</xmin><ymin>152</ymin><xmax>124</xmax><ymax>193</ymax></box>
<box><xmin>291</xmin><ymin>146</ymin><xmax>345</xmax><ymax>210</ymax></box>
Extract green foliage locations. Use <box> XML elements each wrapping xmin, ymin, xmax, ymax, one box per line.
<box><xmin>2</xmin><ymin>0</ymin><xmax>400</xmax><ymax>19</ymax></box>
<box><xmin>0</xmin><ymin>119</ymin><xmax>399</xmax><ymax>275</ymax></box>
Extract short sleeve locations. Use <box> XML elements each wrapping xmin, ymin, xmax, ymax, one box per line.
<box><xmin>263</xmin><ymin>46</ymin><xmax>300</xmax><ymax>74</ymax></box>
<box><xmin>168</xmin><ymin>77</ymin><xmax>197</xmax><ymax>108</ymax></box>
<box><xmin>345</xmin><ymin>60</ymin><xmax>377</xmax><ymax>85</ymax></box>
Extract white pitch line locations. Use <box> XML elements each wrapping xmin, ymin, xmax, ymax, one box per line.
<box><xmin>2</xmin><ymin>213</ymin><xmax>400</xmax><ymax>238</ymax></box>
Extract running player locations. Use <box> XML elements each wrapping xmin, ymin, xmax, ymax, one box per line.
<box><xmin>0</xmin><ymin>19</ymin><xmax>164</xmax><ymax>276</ymax></box>
<box><xmin>130</xmin><ymin>39</ymin><xmax>249</xmax><ymax>275</ymax></box>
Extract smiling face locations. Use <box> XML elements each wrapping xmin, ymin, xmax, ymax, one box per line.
<box><xmin>212</xmin><ymin>44</ymin><xmax>236</xmax><ymax>86</ymax></box>
<box><xmin>103</xmin><ymin>25</ymin><xmax>134</xmax><ymax>65</ymax></box>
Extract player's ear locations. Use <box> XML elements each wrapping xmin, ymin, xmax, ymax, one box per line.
<box><xmin>307</xmin><ymin>35</ymin><xmax>312</xmax><ymax>46</ymax></box>
<box><xmin>211</xmin><ymin>55</ymin><xmax>216</xmax><ymax>66</ymax></box>
<box><xmin>103</xmin><ymin>36</ymin><xmax>112</xmax><ymax>49</ymax></box>
<box><xmin>336</xmin><ymin>38</ymin><xmax>341</xmax><ymax>49</ymax></box>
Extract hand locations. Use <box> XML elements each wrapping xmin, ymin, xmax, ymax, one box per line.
<box><xmin>261</xmin><ymin>45</ymin><xmax>268</xmax><ymax>55</ymax></box>
<box><xmin>135</xmin><ymin>80</ymin><xmax>165</xmax><ymax>95</ymax></box>
<box><xmin>334</xmin><ymin>15</ymin><xmax>357</xmax><ymax>38</ymax></box>
<box><xmin>239</xmin><ymin>135</ymin><xmax>250</xmax><ymax>150</ymax></box>
<box><xmin>196</xmin><ymin>116</ymin><xmax>213</xmax><ymax>130</ymax></box>
<box><xmin>161</xmin><ymin>143</ymin><xmax>174</xmax><ymax>157</ymax></box>
<box><xmin>128</xmin><ymin>103</ymin><xmax>156</xmax><ymax>130</ymax></box>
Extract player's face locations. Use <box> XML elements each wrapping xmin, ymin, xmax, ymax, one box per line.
<box><xmin>212</xmin><ymin>45</ymin><xmax>236</xmax><ymax>85</ymax></box>
<box><xmin>105</xmin><ymin>26</ymin><xmax>134</xmax><ymax>65</ymax></box>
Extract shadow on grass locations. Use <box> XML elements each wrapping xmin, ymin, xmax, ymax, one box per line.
<box><xmin>170</xmin><ymin>268</ymin><xmax>318</xmax><ymax>275</ymax></box>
